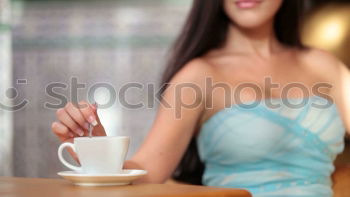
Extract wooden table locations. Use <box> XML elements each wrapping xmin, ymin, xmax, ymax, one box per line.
<box><xmin>0</xmin><ymin>177</ymin><xmax>251</xmax><ymax>197</ymax></box>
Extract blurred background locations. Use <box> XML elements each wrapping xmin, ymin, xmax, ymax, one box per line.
<box><xmin>0</xmin><ymin>0</ymin><xmax>349</xmax><ymax>178</ymax></box>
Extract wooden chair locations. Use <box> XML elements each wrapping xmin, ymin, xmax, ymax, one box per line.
<box><xmin>332</xmin><ymin>165</ymin><xmax>350</xmax><ymax>197</ymax></box>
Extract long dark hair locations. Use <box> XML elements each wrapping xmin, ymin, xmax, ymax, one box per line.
<box><xmin>161</xmin><ymin>0</ymin><xmax>306</xmax><ymax>185</ymax></box>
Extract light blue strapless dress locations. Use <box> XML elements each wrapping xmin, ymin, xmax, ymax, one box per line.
<box><xmin>197</xmin><ymin>96</ymin><xmax>345</xmax><ymax>197</ymax></box>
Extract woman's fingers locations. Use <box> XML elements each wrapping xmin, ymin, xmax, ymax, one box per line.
<box><xmin>78</xmin><ymin>100</ymin><xmax>98</xmax><ymax>126</ymax></box>
<box><xmin>53</xmin><ymin>101</ymin><xmax>103</xmax><ymax>140</ymax></box>
<box><xmin>65</xmin><ymin>102</ymin><xmax>89</xmax><ymax>131</ymax></box>
<box><xmin>51</xmin><ymin>121</ymin><xmax>75</xmax><ymax>139</ymax></box>
<box><xmin>56</xmin><ymin>108</ymin><xmax>85</xmax><ymax>136</ymax></box>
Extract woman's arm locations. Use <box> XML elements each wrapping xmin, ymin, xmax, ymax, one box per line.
<box><xmin>302</xmin><ymin>49</ymin><xmax>350</xmax><ymax>133</ymax></box>
<box><xmin>332</xmin><ymin>61</ymin><xmax>350</xmax><ymax>133</ymax></box>
<box><xmin>51</xmin><ymin>59</ymin><xmax>210</xmax><ymax>183</ymax></box>
<box><xmin>124</xmin><ymin>59</ymin><xmax>211</xmax><ymax>183</ymax></box>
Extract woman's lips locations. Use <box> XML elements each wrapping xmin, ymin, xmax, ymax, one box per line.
<box><xmin>235</xmin><ymin>0</ymin><xmax>262</xmax><ymax>9</ymax></box>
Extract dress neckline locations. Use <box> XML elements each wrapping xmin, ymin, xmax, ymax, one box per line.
<box><xmin>200</xmin><ymin>95</ymin><xmax>334</xmax><ymax>129</ymax></box>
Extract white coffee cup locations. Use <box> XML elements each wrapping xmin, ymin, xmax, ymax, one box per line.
<box><xmin>58</xmin><ymin>136</ymin><xmax>129</xmax><ymax>174</ymax></box>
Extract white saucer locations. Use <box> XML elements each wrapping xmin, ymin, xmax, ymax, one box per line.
<box><xmin>57</xmin><ymin>169</ymin><xmax>147</xmax><ymax>186</ymax></box>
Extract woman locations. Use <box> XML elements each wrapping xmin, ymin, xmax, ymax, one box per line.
<box><xmin>52</xmin><ymin>0</ymin><xmax>350</xmax><ymax>196</ymax></box>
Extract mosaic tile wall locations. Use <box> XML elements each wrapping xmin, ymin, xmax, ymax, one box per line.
<box><xmin>11</xmin><ymin>0</ymin><xmax>190</xmax><ymax>178</ymax></box>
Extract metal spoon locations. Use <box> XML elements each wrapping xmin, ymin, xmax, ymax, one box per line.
<box><xmin>89</xmin><ymin>102</ymin><xmax>97</xmax><ymax>137</ymax></box>
<box><xmin>88</xmin><ymin>123</ymin><xmax>93</xmax><ymax>138</ymax></box>
<box><xmin>88</xmin><ymin>102</ymin><xmax>97</xmax><ymax>137</ymax></box>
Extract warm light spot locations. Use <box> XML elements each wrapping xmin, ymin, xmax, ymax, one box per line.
<box><xmin>302</xmin><ymin>5</ymin><xmax>350</xmax><ymax>52</ymax></box>
<box><xmin>317</xmin><ymin>17</ymin><xmax>347</xmax><ymax>48</ymax></box>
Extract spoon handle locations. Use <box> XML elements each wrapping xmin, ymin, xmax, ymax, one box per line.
<box><xmin>89</xmin><ymin>102</ymin><xmax>97</xmax><ymax>137</ymax></box>
<box><xmin>88</xmin><ymin>123</ymin><xmax>93</xmax><ymax>137</ymax></box>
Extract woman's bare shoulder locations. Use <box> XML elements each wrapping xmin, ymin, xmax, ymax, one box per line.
<box><xmin>297</xmin><ymin>47</ymin><xmax>344</xmax><ymax>82</ymax></box>
<box><xmin>299</xmin><ymin>48</ymin><xmax>340</xmax><ymax>64</ymax></box>
<box><xmin>170</xmin><ymin>58</ymin><xmax>217</xmax><ymax>86</ymax></box>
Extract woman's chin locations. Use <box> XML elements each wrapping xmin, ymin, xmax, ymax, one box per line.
<box><xmin>232</xmin><ymin>19</ymin><xmax>270</xmax><ymax>30</ymax></box>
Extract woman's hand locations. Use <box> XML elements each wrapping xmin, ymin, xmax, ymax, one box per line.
<box><xmin>51</xmin><ymin>101</ymin><xmax>106</xmax><ymax>161</ymax></box>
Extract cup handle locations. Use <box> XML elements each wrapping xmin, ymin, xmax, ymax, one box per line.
<box><xmin>58</xmin><ymin>142</ymin><xmax>82</xmax><ymax>172</ymax></box>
